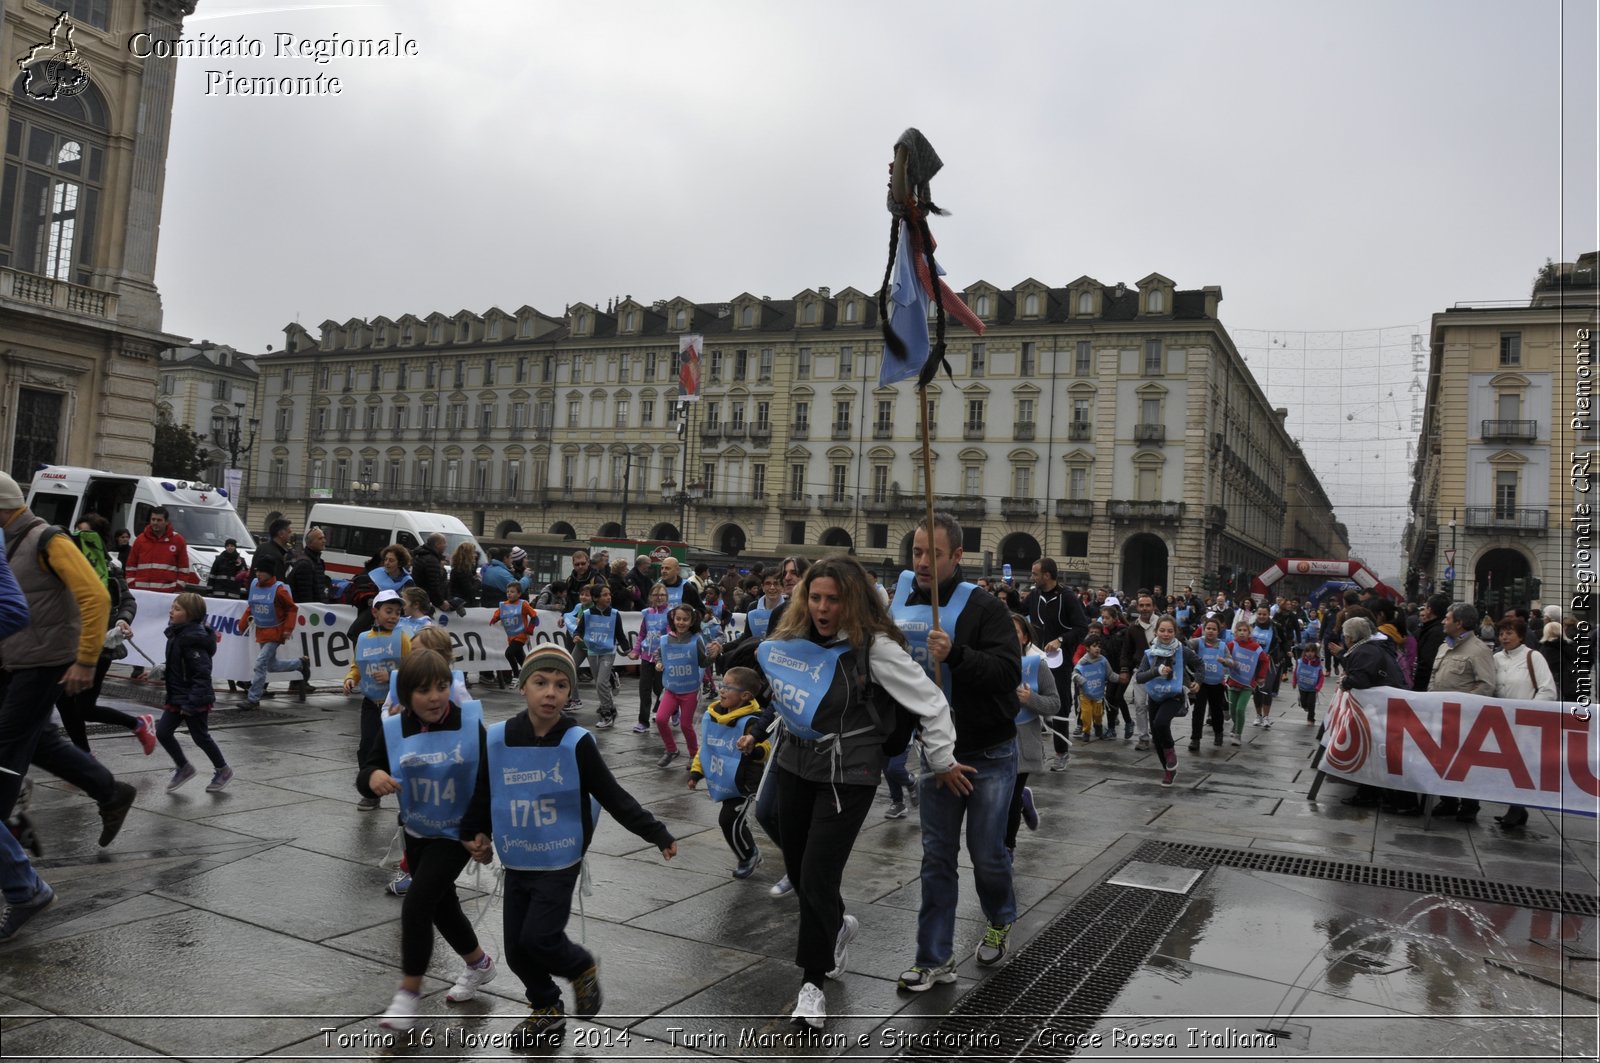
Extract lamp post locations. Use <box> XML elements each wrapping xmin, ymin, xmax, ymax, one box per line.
<box><xmin>211</xmin><ymin>401</ymin><xmax>258</xmax><ymax>515</ymax></box>
<box><xmin>1444</xmin><ymin>510</ymin><xmax>1457</xmax><ymax>599</ymax></box>
<box><xmin>659</xmin><ymin>478</ymin><xmax>706</xmax><ymax>542</ymax></box>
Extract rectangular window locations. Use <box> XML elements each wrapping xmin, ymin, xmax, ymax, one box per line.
<box><xmin>963</xmin><ymin>466</ymin><xmax>982</xmax><ymax>495</ymax></box>
<box><xmin>641</xmin><ymin>399</ymin><xmax>654</xmax><ymax>426</ymax></box>
<box><xmin>835</xmin><ymin>399</ymin><xmax>851</xmax><ymax>431</ymax></box>
<box><xmin>1143</xmin><ymin>339</ymin><xmax>1163</xmax><ymax>376</ymax></box>
<box><xmin>616</xmin><ymin>399</ymin><xmax>630</xmax><ymax>427</ymax></box>
<box><xmin>10</xmin><ymin>387</ymin><xmax>63</xmax><ymax>479</ymax></box>
<box><xmin>760</xmin><ymin>348</ymin><xmax>773</xmax><ymax>383</ymax></box>
<box><xmin>787</xmin><ymin>520</ymin><xmax>806</xmax><ymax>546</ymax></box>
<box><xmin>1141</xmin><ymin>397</ymin><xmax>1161</xmax><ymax>425</ymax></box>
<box><xmin>397</xmin><ymin>364</ymin><xmax>408</xmax><ymax>390</ymax></box>
<box><xmin>562</xmin><ymin>455</ymin><xmax>576</xmax><ymax>490</ymax></box>
<box><xmin>1494</xmin><ymin>471</ymin><xmax>1517</xmax><ymax>517</ymax></box>
<box><xmin>871</xmin><ymin>465</ymin><xmax>889</xmax><ymax>501</ymax></box>
<box><xmin>1075</xmin><ymin>340</ymin><xmax>1092</xmax><ymax>377</ymax></box>
<box><xmin>705</xmin><ymin>401</ymin><xmax>721</xmax><ymax>427</ymax></box>
<box><xmin>1063</xmin><ymin>530</ymin><xmax>1089</xmax><ymax>556</ymax></box>
<box><xmin>619</xmin><ymin>352</ymin><xmax>630</xmax><ymax>380</ymax></box>
<box><xmin>363</xmin><ymin>405</ymin><xmax>379</xmax><ymax>430</ymax></box>
<box><xmin>1069</xmin><ymin>467</ymin><xmax>1088</xmax><ymax>499</ymax></box>
<box><xmin>344</xmin><ymin>366</ymin><xmax>355</xmax><ymax>391</ymax></box>
<box><xmin>507</xmin><ymin>459</ymin><xmax>522</xmax><ymax>495</ymax></box>
<box><xmin>1017</xmin><ymin>398</ymin><xmax>1035</xmax><ymax>424</ymax></box>
<box><xmin>282</xmin><ymin>367</ymin><xmax>292</xmax><ymax>388</ymax></box>
<box><xmin>455</xmin><ymin>359</ymin><xmax>466</xmax><ymax>387</ymax></box>
<box><xmin>1497</xmin><ymin>392</ymin><xmax>1520</xmax><ymax>421</ymax></box>
<box><xmin>667</xmin><ymin>401</ymin><xmax>678</xmax><ymax>423</ymax></box>
<box><xmin>794</xmin><ymin>401</ymin><xmax>810</xmax><ymax>430</ymax></box>
<box><xmin>1012</xmin><ymin>466</ymin><xmax>1031</xmax><ymax>496</ymax></box>
<box><xmin>869</xmin><ymin>523</ymin><xmax>889</xmax><ymax>550</ymax></box>
<box><xmin>516</xmin><ymin>356</ymin><xmax>528</xmax><ymax>383</ymax></box>
<box><xmin>830</xmin><ymin>464</ymin><xmax>847</xmax><ymax>501</ymax></box>
<box><xmin>271</xmin><ymin>458</ymin><xmax>287</xmax><ymax>493</ymax></box>
<box><xmin>370</xmin><ymin>367</ymin><xmax>382</xmax><ymax>391</ymax></box>
<box><xmin>393</xmin><ymin>405</ymin><xmax>408</xmax><ymax>432</ymax></box>
<box><xmin>542</xmin><ymin>357</ymin><xmax>554</xmax><ymax>383</ymax></box>
<box><xmin>970</xmin><ymin>343</ymin><xmax>985</xmax><ymax>377</ymax></box>
<box><xmin>966</xmin><ymin>398</ymin><xmax>985</xmax><ymax>429</ymax></box>
<box><xmin>386</xmin><ymin>459</ymin><xmax>402</xmax><ymax>491</ymax></box>
<box><xmin>790</xmin><ymin>463</ymin><xmax>806</xmax><ymax>499</ymax></box>
<box><xmin>511</xmin><ymin>402</ymin><xmax>527</xmax><ymax>429</ymax></box>
<box><xmin>320</xmin><ymin>366</ymin><xmax>332</xmax><ymax>390</ymax></box>
<box><xmin>425</xmin><ymin>363</ymin><xmax>437</xmax><ymax>388</ymax></box>
<box><xmin>703</xmin><ymin>462</ymin><xmax>717</xmax><ymax>495</ymax></box>
<box><xmin>734</xmin><ymin>349</ymin><xmax>748</xmax><ymax>382</ymax></box>
<box><xmin>755</xmin><ymin>400</ymin><xmax>770</xmax><ymax>428</ymax></box>
<box><xmin>416</xmin><ymin>459</ymin><xmax>431</xmax><ymax>491</ymax></box>
<box><xmin>645</xmin><ymin>351</ymin><xmax>658</xmax><ymax>378</ymax></box>
<box><xmin>839</xmin><ymin>346</ymin><xmax>854</xmax><ymax>379</ymax></box>
<box><xmin>483</xmin><ymin>357</ymin><xmax>495</xmax><ymax>384</ymax></box>
<box><xmin>310</xmin><ymin>459</ymin><xmax>325</xmax><ymax>491</ymax></box>
<box><xmin>730</xmin><ymin>401</ymin><xmax>746</xmax><ymax>429</ymax></box>
<box><xmin>568</xmin><ymin>399</ymin><xmax>581</xmax><ymax>427</ymax></box>
<box><xmin>709</xmin><ymin>349</ymin><xmax>723</xmax><ymax>384</ymax></box>
<box><xmin>479</xmin><ymin>402</ymin><xmax>494</xmax><ymax>431</ymax></box>
<box><xmin>420</xmin><ymin>403</ymin><xmax>436</xmax><ymax>430</ymax></box>
<box><xmin>275</xmin><ymin>407</ymin><xmax>291</xmax><ymax>435</ymax></box>
<box><xmin>212</xmin><ymin>378</ymin><xmax>228</xmax><ymax>400</ymax></box>
<box><xmin>1020</xmin><ymin>342</ymin><xmax>1035</xmax><ymax>377</ymax></box>
<box><xmin>876</xmin><ymin>399</ymin><xmax>892</xmax><ymax>430</ymax></box>
<box><xmin>1500</xmin><ymin>332</ymin><xmax>1522</xmax><ymax>366</ymax></box>
<box><xmin>1136</xmin><ymin>467</ymin><xmax>1159</xmax><ymax>500</ymax></box>
<box><xmin>752</xmin><ymin>464</ymin><xmax>766</xmax><ymax>498</ymax></box>
<box><xmin>797</xmin><ymin>347</ymin><xmax>811</xmax><ymax>380</ymax></box>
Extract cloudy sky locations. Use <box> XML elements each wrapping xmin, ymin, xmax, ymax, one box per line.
<box><xmin>152</xmin><ymin>0</ymin><xmax>1597</xmax><ymax>577</ymax></box>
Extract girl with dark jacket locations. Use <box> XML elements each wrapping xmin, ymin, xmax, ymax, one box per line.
<box><xmin>159</xmin><ymin>593</ymin><xmax>232</xmax><ymax>792</ymax></box>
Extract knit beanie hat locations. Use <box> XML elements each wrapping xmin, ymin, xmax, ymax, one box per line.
<box><xmin>518</xmin><ymin>642</ymin><xmax>577</xmax><ymax>689</ymax></box>
<box><xmin>0</xmin><ymin>472</ymin><xmax>24</xmax><ymax>510</ymax></box>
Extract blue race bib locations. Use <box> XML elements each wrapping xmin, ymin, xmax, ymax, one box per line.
<box><xmin>1144</xmin><ymin>644</ymin><xmax>1185</xmax><ymax>700</ymax></box>
<box><xmin>698</xmin><ymin>714</ymin><xmax>748</xmax><ymax>802</ymax></box>
<box><xmin>584</xmin><ymin>610</ymin><xmax>616</xmax><ymax>655</ymax></box>
<box><xmin>486</xmin><ymin>724</ymin><xmax>599</xmax><ymax>871</ymax></box>
<box><xmin>1019</xmin><ymin>653</ymin><xmax>1042</xmax><ymax>724</ymax></box>
<box><xmin>889</xmin><ymin>571</ymin><xmax>975</xmax><ymax>697</ymax></box>
<box><xmin>1227</xmin><ymin>642</ymin><xmax>1263</xmax><ymax>688</ymax></box>
<box><xmin>1196</xmin><ymin>640</ymin><xmax>1228</xmax><ymax>684</ymax></box>
<box><xmin>746</xmin><ymin>601</ymin><xmax>776</xmax><ymax>639</ymax></box>
<box><xmin>661</xmin><ymin>637</ymin><xmax>703</xmax><ymax>694</ymax></box>
<box><xmin>248</xmin><ymin>581</ymin><xmax>281</xmax><ymax>627</ymax></box>
<box><xmin>756</xmin><ymin>638</ymin><xmax>851</xmax><ymax>741</ymax></box>
<box><xmin>383</xmin><ymin>700</ymin><xmax>480</xmax><ymax>839</ymax></box>
<box><xmin>499</xmin><ymin>602</ymin><xmax>527</xmax><ymax>640</ymax></box>
<box><xmin>357</xmin><ymin>629</ymin><xmax>403</xmax><ymax>702</ymax></box>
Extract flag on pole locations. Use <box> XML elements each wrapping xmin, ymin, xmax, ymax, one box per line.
<box><xmin>678</xmin><ymin>334</ymin><xmax>702</xmax><ymax>403</ymax></box>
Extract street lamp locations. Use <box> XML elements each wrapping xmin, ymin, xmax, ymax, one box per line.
<box><xmin>1443</xmin><ymin>511</ymin><xmax>1457</xmax><ymax>599</ymax></box>
<box><xmin>210</xmin><ymin>401</ymin><xmax>259</xmax><ymax>470</ymax></box>
<box><xmin>659</xmin><ymin>478</ymin><xmax>706</xmax><ymax>541</ymax></box>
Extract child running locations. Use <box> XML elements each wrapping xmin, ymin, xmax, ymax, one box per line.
<box><xmin>1006</xmin><ymin>616</ymin><xmax>1059</xmax><ymax>858</ymax></box>
<box><xmin>158</xmin><ymin>593</ymin><xmax>232</xmax><ymax>792</ymax></box>
<box><xmin>1072</xmin><ymin>634</ymin><xmax>1111</xmax><ymax>742</ymax></box>
<box><xmin>237</xmin><ymin>561</ymin><xmax>308</xmax><ymax>711</ymax></box>
<box><xmin>346</xmin><ymin>589</ymin><xmax>413</xmax><ymax>810</ymax></box>
<box><xmin>1186</xmin><ymin>618</ymin><xmax>1231</xmax><ymax>751</ymax></box>
<box><xmin>362</xmin><ymin>649</ymin><xmax>496</xmax><ymax>1030</ymax></box>
<box><xmin>498</xmin><ymin>581</ymin><xmax>539</xmax><ymax>688</ymax></box>
<box><xmin>629</xmin><ymin>584</ymin><xmax>670</xmax><ymax>734</ymax></box>
<box><xmin>575</xmin><ymin>583</ymin><xmax>628</xmax><ymax>729</ymax></box>
<box><xmin>1222</xmin><ymin>620</ymin><xmax>1269</xmax><ymax>746</ymax></box>
<box><xmin>687</xmin><ymin>665</ymin><xmax>769</xmax><ymax>878</ymax></box>
<box><xmin>462</xmin><ymin>644</ymin><xmax>677</xmax><ymax>1046</ymax></box>
<box><xmin>561</xmin><ymin>585</ymin><xmax>592</xmax><ymax>709</ymax></box>
<box><xmin>1294</xmin><ymin>644</ymin><xmax>1325</xmax><ymax>723</ymax></box>
<box><xmin>1133</xmin><ymin>615</ymin><xmax>1195</xmax><ymax>786</ymax></box>
<box><xmin>655</xmin><ymin>603</ymin><xmax>719</xmax><ymax>768</ymax></box>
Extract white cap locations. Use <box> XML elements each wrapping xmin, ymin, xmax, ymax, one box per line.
<box><xmin>1102</xmin><ymin>596</ymin><xmax>1121</xmax><ymax>609</ymax></box>
<box><xmin>372</xmin><ymin>589</ymin><xmax>402</xmax><ymax>607</ymax></box>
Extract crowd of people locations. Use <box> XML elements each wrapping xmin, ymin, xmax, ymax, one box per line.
<box><xmin>2</xmin><ymin>486</ymin><xmax>1590</xmax><ymax>1044</ymax></box>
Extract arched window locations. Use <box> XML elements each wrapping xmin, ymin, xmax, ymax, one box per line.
<box><xmin>1023</xmin><ymin>293</ymin><xmax>1039</xmax><ymax>316</ymax></box>
<box><xmin>844</xmin><ymin>301</ymin><xmax>858</xmax><ymax>322</ymax></box>
<box><xmin>976</xmin><ymin>295</ymin><xmax>990</xmax><ymax>316</ymax></box>
<box><xmin>741</xmin><ymin>306</ymin><xmax>754</xmax><ymax>327</ymax></box>
<box><xmin>1148</xmin><ymin>290</ymin><xmax>1165</xmax><ymax>313</ymax></box>
<box><xmin>1077</xmin><ymin>292</ymin><xmax>1093</xmax><ymax>315</ymax></box>
<box><xmin>4</xmin><ymin>75</ymin><xmax>108</xmax><ymax>285</ymax></box>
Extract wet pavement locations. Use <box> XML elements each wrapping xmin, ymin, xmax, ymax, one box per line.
<box><xmin>2</xmin><ymin>675</ymin><xmax>1596</xmax><ymax>1061</ymax></box>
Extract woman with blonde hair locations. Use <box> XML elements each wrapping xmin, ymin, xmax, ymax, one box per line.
<box><xmin>750</xmin><ymin>555</ymin><xmax>972</xmax><ymax>1030</ymax></box>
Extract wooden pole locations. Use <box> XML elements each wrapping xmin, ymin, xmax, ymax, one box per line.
<box><xmin>918</xmin><ymin>378</ymin><xmax>940</xmax><ymax>637</ymax></box>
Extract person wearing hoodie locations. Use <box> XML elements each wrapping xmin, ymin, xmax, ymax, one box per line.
<box><xmin>478</xmin><ymin>548</ymin><xmax>515</xmax><ymax>609</ymax></box>
<box><xmin>1133</xmin><ymin>615</ymin><xmax>1197</xmax><ymax>786</ymax></box>
<box><xmin>158</xmin><ymin>593</ymin><xmax>233</xmax><ymax>793</ymax></box>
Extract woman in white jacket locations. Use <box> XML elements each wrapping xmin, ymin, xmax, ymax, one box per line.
<box><xmin>1492</xmin><ymin>615</ymin><xmax>1556</xmax><ymax>828</ymax></box>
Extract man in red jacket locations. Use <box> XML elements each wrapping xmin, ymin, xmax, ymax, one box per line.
<box><xmin>125</xmin><ymin>508</ymin><xmax>198</xmax><ymax>593</ymax></box>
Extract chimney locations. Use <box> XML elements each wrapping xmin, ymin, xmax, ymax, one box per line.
<box><xmin>1202</xmin><ymin>285</ymin><xmax>1223</xmax><ymax>318</ymax></box>
<box><xmin>818</xmin><ymin>286</ymin><xmax>831</xmax><ymax>299</ymax></box>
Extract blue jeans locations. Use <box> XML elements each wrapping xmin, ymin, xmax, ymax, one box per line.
<box><xmin>248</xmin><ymin>641</ymin><xmax>301</xmax><ymax>701</ymax></box>
<box><xmin>0</xmin><ymin>817</ymin><xmax>42</xmax><ymax>903</ymax></box>
<box><xmin>915</xmin><ymin>738</ymin><xmax>1018</xmax><ymax>967</ymax></box>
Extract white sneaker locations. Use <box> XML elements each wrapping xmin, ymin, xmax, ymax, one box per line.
<box><xmin>1263</xmin><ymin>717</ymin><xmax>1274</xmax><ymax>729</ymax></box>
<box><xmin>1252</xmin><ymin>716</ymin><xmax>1262</xmax><ymax>727</ymax></box>
<box><xmin>769</xmin><ymin>874</ymin><xmax>794</xmax><ymax>898</ymax></box>
<box><xmin>826</xmin><ymin>914</ymin><xmax>859</xmax><ymax>979</ymax></box>
<box><xmin>377</xmin><ymin>988</ymin><xmax>419</xmax><ymax>1030</ymax></box>
<box><xmin>446</xmin><ymin>954</ymin><xmax>497</xmax><ymax>1002</ymax></box>
<box><xmin>791</xmin><ymin>981</ymin><xmax>826</xmax><ymax>1029</ymax></box>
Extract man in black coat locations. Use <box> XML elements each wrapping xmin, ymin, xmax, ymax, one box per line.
<box><xmin>1023</xmin><ymin>557</ymin><xmax>1089</xmax><ymax>761</ymax></box>
<box><xmin>411</xmin><ymin>533</ymin><xmax>450</xmax><ymax>611</ymax></box>
<box><xmin>254</xmin><ymin>518</ymin><xmax>292</xmax><ymax>581</ymax></box>
<box><xmin>286</xmin><ymin>526</ymin><xmax>330</xmax><ymax>605</ymax></box>
<box><xmin>1410</xmin><ymin>592</ymin><xmax>1450</xmax><ymax>694</ymax></box>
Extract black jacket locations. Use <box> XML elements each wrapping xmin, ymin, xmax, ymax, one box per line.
<box><xmin>162</xmin><ymin>620</ymin><xmax>215</xmax><ymax>713</ymax></box>
<box><xmin>411</xmin><ymin>544</ymin><xmax>450</xmax><ymax>610</ymax></box>
<box><xmin>1411</xmin><ymin>616</ymin><xmax>1445</xmax><ymax>693</ymax></box>
<box><xmin>1024</xmin><ymin>584</ymin><xmax>1089</xmax><ymax>657</ymax></box>
<box><xmin>901</xmin><ymin>567</ymin><xmax>1021</xmax><ymax>755</ymax></box>
<box><xmin>357</xmin><ymin>702</ymin><xmax>489</xmax><ymax>811</ymax></box>
<box><xmin>254</xmin><ymin>538</ymin><xmax>289</xmax><ymax>581</ymax></box>
<box><xmin>448</xmin><ymin>564</ymin><xmax>480</xmax><ymax>607</ymax></box>
<box><xmin>287</xmin><ymin>547</ymin><xmax>329</xmax><ymax>604</ymax></box>
<box><xmin>461</xmin><ymin>714</ymin><xmax>674</xmax><ymax>851</ymax></box>
<box><xmin>1343</xmin><ymin>637</ymin><xmax>1400</xmax><ymax>690</ymax></box>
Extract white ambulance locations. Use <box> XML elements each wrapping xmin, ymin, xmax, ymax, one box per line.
<box><xmin>305</xmin><ymin>503</ymin><xmax>483</xmax><ymax>579</ymax></box>
<box><xmin>24</xmin><ymin>466</ymin><xmax>254</xmax><ymax>583</ymax></box>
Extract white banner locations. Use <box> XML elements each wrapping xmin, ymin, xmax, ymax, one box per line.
<box><xmin>124</xmin><ymin>590</ymin><xmax>747</xmax><ymax>684</ymax></box>
<box><xmin>1320</xmin><ymin>686</ymin><xmax>1599</xmax><ymax>816</ymax></box>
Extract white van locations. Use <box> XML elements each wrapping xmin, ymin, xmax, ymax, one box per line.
<box><xmin>305</xmin><ymin>503</ymin><xmax>483</xmax><ymax>580</ymax></box>
<box><xmin>24</xmin><ymin>465</ymin><xmax>254</xmax><ymax>582</ymax></box>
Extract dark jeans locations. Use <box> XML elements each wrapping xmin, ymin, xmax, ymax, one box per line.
<box><xmin>357</xmin><ymin>697</ymin><xmax>382</xmax><ymax>780</ymax></box>
<box><xmin>1299</xmin><ymin>690</ymin><xmax>1318</xmax><ymax>717</ymax></box>
<box><xmin>57</xmin><ymin>655</ymin><xmax>139</xmax><ymax>751</ymax></box>
<box><xmin>1149</xmin><ymin>694</ymin><xmax>1188</xmax><ymax>762</ymax></box>
<box><xmin>503</xmin><ymin>864</ymin><xmax>591</xmax><ymax>1008</ymax></box>
<box><xmin>157</xmin><ymin>710</ymin><xmax>227</xmax><ymax>771</ymax></box>
<box><xmin>0</xmin><ymin>664</ymin><xmax>69</xmax><ymax>819</ymax></box>
<box><xmin>400</xmin><ymin>834</ymin><xmax>479</xmax><ymax>977</ymax></box>
<box><xmin>1004</xmin><ymin>771</ymin><xmax>1031</xmax><ymax>851</ymax></box>
<box><xmin>773</xmin><ymin>767</ymin><xmax>876</xmax><ymax>983</ymax></box>
<box><xmin>885</xmin><ymin>749</ymin><xmax>915</xmax><ymax>803</ymax></box>
<box><xmin>1105</xmin><ymin>679</ymin><xmax>1133</xmax><ymax>730</ymax></box>
<box><xmin>1190</xmin><ymin>684</ymin><xmax>1227</xmax><ymax>742</ymax></box>
<box><xmin>753</xmin><ymin>743</ymin><xmax>782</xmax><ymax>848</ymax></box>
<box><xmin>717</xmin><ymin>795</ymin><xmax>757</xmax><ymax>863</ymax></box>
<box><xmin>31</xmin><ymin>724</ymin><xmax>116</xmax><ymax>804</ymax></box>
<box><xmin>636</xmin><ymin>665</ymin><xmax>663</xmax><ymax>726</ymax></box>
<box><xmin>916</xmin><ymin>739</ymin><xmax>1017</xmax><ymax>968</ymax></box>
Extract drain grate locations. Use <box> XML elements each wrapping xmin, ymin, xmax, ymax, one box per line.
<box><xmin>893</xmin><ymin>839</ymin><xmax>1594</xmax><ymax>1060</ymax></box>
<box><xmin>1163</xmin><ymin>842</ymin><xmax>1598</xmax><ymax>917</ymax></box>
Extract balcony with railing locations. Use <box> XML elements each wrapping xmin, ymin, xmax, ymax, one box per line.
<box><xmin>704</xmin><ymin>490</ymin><xmax>764</xmax><ymax>510</ymax></box>
<box><xmin>789</xmin><ymin>421</ymin><xmax>810</xmax><ymax>440</ymax></box>
<box><xmin>963</xmin><ymin>421</ymin><xmax>986</xmax><ymax>440</ymax></box>
<box><xmin>723</xmin><ymin>422</ymin><xmax>747</xmax><ymax>439</ymax></box>
<box><xmin>1480</xmin><ymin>419</ymin><xmax>1537</xmax><ymax>442</ymax></box>
<box><xmin>778</xmin><ymin>493</ymin><xmax>813</xmax><ymax>513</ymax></box>
<box><xmin>1205</xmin><ymin>505</ymin><xmax>1227</xmax><ymax>529</ymax></box>
<box><xmin>0</xmin><ymin>266</ymin><xmax>119</xmax><ymax>320</ymax></box>
<box><xmin>1013</xmin><ymin>421</ymin><xmax>1035</xmax><ymax>441</ymax></box>
<box><xmin>938</xmin><ymin>494</ymin><xmax>987</xmax><ymax>517</ymax></box>
<box><xmin>1055</xmin><ymin>499</ymin><xmax>1094</xmax><ymax>521</ymax></box>
<box><xmin>1068</xmin><ymin>421</ymin><xmax>1092</xmax><ymax>441</ymax></box>
<box><xmin>863</xmin><ymin>494</ymin><xmax>894</xmax><ymax>516</ymax></box>
<box><xmin>1107</xmin><ymin>499</ymin><xmax>1186</xmax><ymax>523</ymax></box>
<box><xmin>702</xmin><ymin>423</ymin><xmax>723</xmax><ymax>441</ymax></box>
<box><xmin>1134</xmin><ymin>423</ymin><xmax>1166</xmax><ymax>445</ymax></box>
<box><xmin>818</xmin><ymin>495</ymin><xmax>854</xmax><ymax>514</ymax></box>
<box><xmin>1464</xmin><ymin>506</ymin><xmax>1548</xmax><ymax>532</ymax></box>
<box><xmin>1001</xmin><ymin>496</ymin><xmax>1040</xmax><ymax>518</ymax></box>
<box><xmin>831</xmin><ymin>421</ymin><xmax>853</xmax><ymax>440</ymax></box>
<box><xmin>873</xmin><ymin>422</ymin><xmax>893</xmax><ymax>439</ymax></box>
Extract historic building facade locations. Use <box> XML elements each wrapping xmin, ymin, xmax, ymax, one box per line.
<box><xmin>0</xmin><ymin>1</ymin><xmax>193</xmax><ymax>483</ymax></box>
<box><xmin>250</xmin><ymin>272</ymin><xmax>1346</xmax><ymax>592</ymax></box>
<box><xmin>1404</xmin><ymin>252</ymin><xmax>1598</xmax><ymax>613</ymax></box>
<box><xmin>156</xmin><ymin>342</ymin><xmax>260</xmax><ymax>486</ymax></box>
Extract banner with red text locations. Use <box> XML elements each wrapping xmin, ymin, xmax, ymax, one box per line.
<box><xmin>1320</xmin><ymin>686</ymin><xmax>1598</xmax><ymax>816</ymax></box>
<box><xmin>123</xmin><ymin>590</ymin><xmax>747</xmax><ymax>684</ymax></box>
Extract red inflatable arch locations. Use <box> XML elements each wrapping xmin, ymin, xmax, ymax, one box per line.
<box><xmin>1251</xmin><ymin>558</ymin><xmax>1400</xmax><ymax>601</ymax></box>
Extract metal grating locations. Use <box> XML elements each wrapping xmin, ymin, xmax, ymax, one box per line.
<box><xmin>1163</xmin><ymin>842</ymin><xmax>1598</xmax><ymax>917</ymax></box>
<box><xmin>893</xmin><ymin>839</ymin><xmax>1595</xmax><ymax>1060</ymax></box>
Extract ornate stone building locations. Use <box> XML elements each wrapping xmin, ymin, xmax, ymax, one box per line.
<box><xmin>250</xmin><ymin>271</ymin><xmax>1345</xmax><ymax>593</ymax></box>
<box><xmin>156</xmin><ymin>342</ymin><xmax>260</xmax><ymax>486</ymax></box>
<box><xmin>0</xmin><ymin>1</ymin><xmax>193</xmax><ymax>483</ymax></box>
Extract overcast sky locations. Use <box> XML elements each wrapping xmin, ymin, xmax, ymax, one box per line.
<box><xmin>153</xmin><ymin>0</ymin><xmax>1598</xmax><ymax>577</ymax></box>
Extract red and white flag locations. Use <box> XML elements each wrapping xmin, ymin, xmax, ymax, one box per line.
<box><xmin>678</xmin><ymin>334</ymin><xmax>702</xmax><ymax>403</ymax></box>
